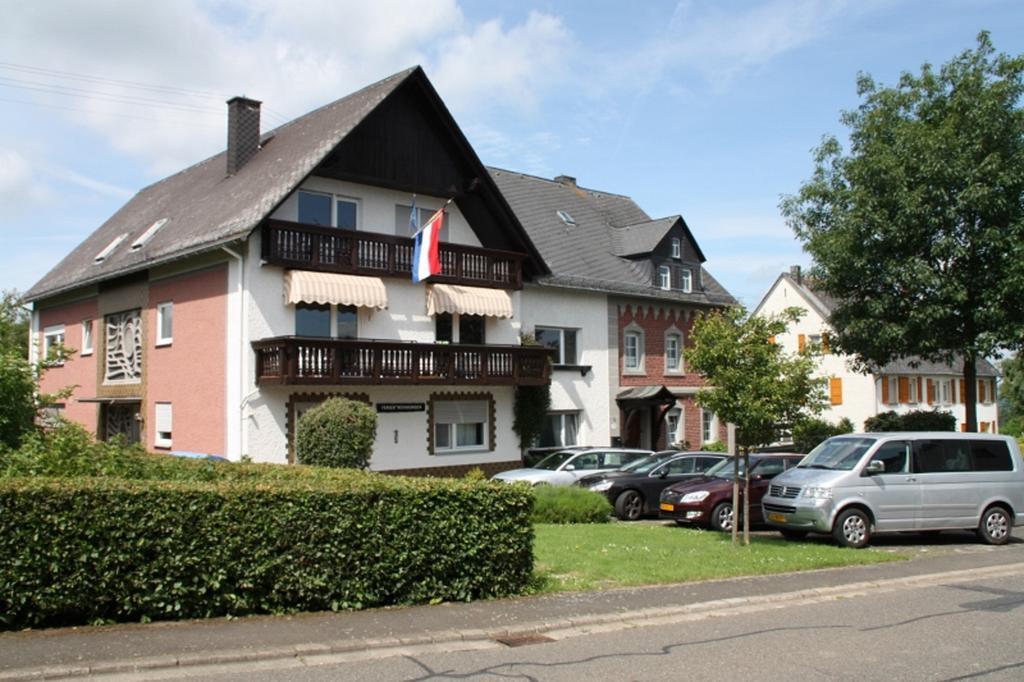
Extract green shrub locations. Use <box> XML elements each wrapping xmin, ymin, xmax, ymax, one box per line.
<box><xmin>792</xmin><ymin>417</ymin><xmax>855</xmax><ymax>453</ymax></box>
<box><xmin>464</xmin><ymin>467</ymin><xmax>486</xmax><ymax>481</ymax></box>
<box><xmin>0</xmin><ymin>475</ymin><xmax>533</xmax><ymax>629</ymax></box>
<box><xmin>296</xmin><ymin>398</ymin><xmax>377</xmax><ymax>469</ymax></box>
<box><xmin>702</xmin><ymin>440</ymin><xmax>728</xmax><ymax>453</ymax></box>
<box><xmin>865</xmin><ymin>409</ymin><xmax>956</xmax><ymax>432</ymax></box>
<box><xmin>531</xmin><ymin>485</ymin><xmax>611</xmax><ymax>524</ymax></box>
<box><xmin>0</xmin><ymin>351</ymin><xmax>37</xmax><ymax>450</ymax></box>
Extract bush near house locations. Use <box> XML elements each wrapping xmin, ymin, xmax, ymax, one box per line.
<box><xmin>296</xmin><ymin>397</ymin><xmax>377</xmax><ymax>469</ymax></box>
<box><xmin>792</xmin><ymin>417</ymin><xmax>855</xmax><ymax>453</ymax></box>
<box><xmin>531</xmin><ymin>485</ymin><xmax>611</xmax><ymax>524</ymax></box>
<box><xmin>864</xmin><ymin>409</ymin><xmax>956</xmax><ymax>432</ymax></box>
<box><xmin>0</xmin><ymin>424</ymin><xmax>533</xmax><ymax>629</ymax></box>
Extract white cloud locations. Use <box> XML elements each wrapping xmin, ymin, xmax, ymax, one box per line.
<box><xmin>1</xmin><ymin>1</ymin><xmax>572</xmax><ymax>176</ymax></box>
<box><xmin>0</xmin><ymin>148</ymin><xmax>50</xmax><ymax>219</ymax></box>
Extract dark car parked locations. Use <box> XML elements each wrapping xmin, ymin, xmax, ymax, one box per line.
<box><xmin>659</xmin><ymin>453</ymin><xmax>804</xmax><ymax>531</ymax></box>
<box><xmin>578</xmin><ymin>451</ymin><xmax>727</xmax><ymax>520</ymax></box>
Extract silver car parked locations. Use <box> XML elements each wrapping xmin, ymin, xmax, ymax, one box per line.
<box><xmin>762</xmin><ymin>432</ymin><xmax>1024</xmax><ymax>548</ymax></box>
<box><xmin>491</xmin><ymin>448</ymin><xmax>652</xmax><ymax>486</ymax></box>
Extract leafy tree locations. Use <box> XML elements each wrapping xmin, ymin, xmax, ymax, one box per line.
<box><xmin>999</xmin><ymin>354</ymin><xmax>1024</xmax><ymax>436</ymax></box>
<box><xmin>0</xmin><ymin>291</ymin><xmax>29</xmax><ymax>359</ymax></box>
<box><xmin>0</xmin><ymin>352</ymin><xmax>37</xmax><ymax>451</ymax></box>
<box><xmin>792</xmin><ymin>417</ymin><xmax>854</xmax><ymax>454</ymax></box>
<box><xmin>781</xmin><ymin>32</ymin><xmax>1024</xmax><ymax>432</ymax></box>
<box><xmin>685</xmin><ymin>306</ymin><xmax>825</xmax><ymax>544</ymax></box>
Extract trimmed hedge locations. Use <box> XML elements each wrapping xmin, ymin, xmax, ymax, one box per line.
<box><xmin>531</xmin><ymin>485</ymin><xmax>611</xmax><ymax>524</ymax></box>
<box><xmin>296</xmin><ymin>398</ymin><xmax>377</xmax><ymax>469</ymax></box>
<box><xmin>0</xmin><ymin>474</ymin><xmax>533</xmax><ymax>629</ymax></box>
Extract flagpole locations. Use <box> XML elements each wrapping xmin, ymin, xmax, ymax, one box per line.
<box><xmin>412</xmin><ymin>197</ymin><xmax>454</xmax><ymax>236</ymax></box>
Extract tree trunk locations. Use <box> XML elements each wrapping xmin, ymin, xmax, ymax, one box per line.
<box><xmin>964</xmin><ymin>351</ymin><xmax>978</xmax><ymax>432</ymax></box>
<box><xmin>731</xmin><ymin>454</ymin><xmax>739</xmax><ymax>545</ymax></box>
<box><xmin>742</xmin><ymin>451</ymin><xmax>750</xmax><ymax>546</ymax></box>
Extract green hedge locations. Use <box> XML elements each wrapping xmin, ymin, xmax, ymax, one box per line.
<box><xmin>531</xmin><ymin>485</ymin><xmax>611</xmax><ymax>524</ymax></box>
<box><xmin>0</xmin><ymin>475</ymin><xmax>533</xmax><ymax>629</ymax></box>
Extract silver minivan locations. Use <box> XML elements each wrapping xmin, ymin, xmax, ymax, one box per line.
<box><xmin>762</xmin><ymin>432</ymin><xmax>1024</xmax><ymax>548</ymax></box>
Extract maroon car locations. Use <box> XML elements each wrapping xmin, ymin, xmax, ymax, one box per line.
<box><xmin>659</xmin><ymin>453</ymin><xmax>804</xmax><ymax>531</ymax></box>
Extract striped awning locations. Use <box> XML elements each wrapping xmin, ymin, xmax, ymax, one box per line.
<box><xmin>284</xmin><ymin>271</ymin><xmax>388</xmax><ymax>309</ymax></box>
<box><xmin>426</xmin><ymin>283</ymin><xmax>513</xmax><ymax>318</ymax></box>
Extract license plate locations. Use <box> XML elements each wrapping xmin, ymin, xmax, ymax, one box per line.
<box><xmin>660</xmin><ymin>503</ymin><xmax>674</xmax><ymax>512</ymax></box>
<box><xmin>767</xmin><ymin>512</ymin><xmax>787</xmax><ymax>523</ymax></box>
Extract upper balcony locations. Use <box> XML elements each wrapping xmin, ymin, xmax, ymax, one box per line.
<box><xmin>252</xmin><ymin>336</ymin><xmax>551</xmax><ymax>387</ymax></box>
<box><xmin>261</xmin><ymin>220</ymin><xmax>524</xmax><ymax>290</ymax></box>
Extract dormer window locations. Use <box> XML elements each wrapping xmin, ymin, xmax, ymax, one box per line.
<box><xmin>94</xmin><ymin>234</ymin><xmax>128</xmax><ymax>263</ymax></box>
<box><xmin>131</xmin><ymin>218</ymin><xmax>167</xmax><ymax>250</ymax></box>
<box><xmin>658</xmin><ymin>266</ymin><xmax>671</xmax><ymax>290</ymax></box>
<box><xmin>681</xmin><ymin>268</ymin><xmax>693</xmax><ymax>293</ymax></box>
<box><xmin>556</xmin><ymin>210</ymin><xmax>576</xmax><ymax>226</ymax></box>
<box><xmin>671</xmin><ymin>238</ymin><xmax>681</xmax><ymax>259</ymax></box>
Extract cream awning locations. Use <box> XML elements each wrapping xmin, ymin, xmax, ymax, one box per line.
<box><xmin>426</xmin><ymin>283</ymin><xmax>513</xmax><ymax>318</ymax></box>
<box><xmin>284</xmin><ymin>271</ymin><xmax>388</xmax><ymax>309</ymax></box>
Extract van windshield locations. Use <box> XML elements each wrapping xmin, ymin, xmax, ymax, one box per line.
<box><xmin>798</xmin><ymin>437</ymin><xmax>875</xmax><ymax>471</ymax></box>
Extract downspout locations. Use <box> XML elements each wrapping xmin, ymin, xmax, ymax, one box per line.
<box><xmin>222</xmin><ymin>245</ymin><xmax>246</xmax><ymax>460</ymax></box>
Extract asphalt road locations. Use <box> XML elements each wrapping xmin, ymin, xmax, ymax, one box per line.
<box><xmin>182</xmin><ymin>565</ymin><xmax>1024</xmax><ymax>682</ymax></box>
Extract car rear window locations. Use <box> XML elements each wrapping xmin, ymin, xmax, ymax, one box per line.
<box><xmin>971</xmin><ymin>440</ymin><xmax>1013</xmax><ymax>471</ymax></box>
<box><xmin>914</xmin><ymin>439</ymin><xmax>1014</xmax><ymax>473</ymax></box>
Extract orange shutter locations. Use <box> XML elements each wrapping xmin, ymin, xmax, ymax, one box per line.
<box><xmin>798</xmin><ymin>334</ymin><xmax>806</xmax><ymax>352</ymax></box>
<box><xmin>898</xmin><ymin>377</ymin><xmax>910</xmax><ymax>404</ymax></box>
<box><xmin>830</xmin><ymin>377</ymin><xmax>843</xmax><ymax>405</ymax></box>
<box><xmin>959</xmin><ymin>379</ymin><xmax>966</xmax><ymax>404</ymax></box>
<box><xmin>821</xmin><ymin>333</ymin><xmax>830</xmax><ymax>353</ymax></box>
<box><xmin>768</xmin><ymin>335</ymin><xmax>776</xmax><ymax>344</ymax></box>
<box><xmin>926</xmin><ymin>379</ymin><xmax>935</xmax><ymax>405</ymax></box>
<box><xmin>960</xmin><ymin>422</ymin><xmax>968</xmax><ymax>432</ymax></box>
<box><xmin>881</xmin><ymin>378</ymin><xmax>890</xmax><ymax>404</ymax></box>
<box><xmin>980</xmin><ymin>422</ymin><xmax>990</xmax><ymax>433</ymax></box>
<box><xmin>978</xmin><ymin>379</ymin><xmax>986</xmax><ymax>404</ymax></box>
<box><xmin>916</xmin><ymin>377</ymin><xmax>923</xmax><ymax>403</ymax></box>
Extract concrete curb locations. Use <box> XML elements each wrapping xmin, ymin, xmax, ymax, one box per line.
<box><xmin>2</xmin><ymin>562</ymin><xmax>1023</xmax><ymax>681</ymax></box>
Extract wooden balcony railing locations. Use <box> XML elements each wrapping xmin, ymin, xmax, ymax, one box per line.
<box><xmin>252</xmin><ymin>337</ymin><xmax>551</xmax><ymax>387</ymax></box>
<box><xmin>261</xmin><ymin>220</ymin><xmax>524</xmax><ymax>290</ymax></box>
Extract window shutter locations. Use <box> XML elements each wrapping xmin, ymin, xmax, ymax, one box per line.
<box><xmin>916</xmin><ymin>377</ymin><xmax>923</xmax><ymax>403</ymax></box>
<box><xmin>768</xmin><ymin>335</ymin><xmax>776</xmax><ymax>345</ymax></box>
<box><xmin>959</xmin><ymin>379</ymin><xmax>966</xmax><ymax>404</ymax></box>
<box><xmin>926</xmin><ymin>379</ymin><xmax>935</xmax><ymax>405</ymax></box>
<box><xmin>798</xmin><ymin>334</ymin><xmax>806</xmax><ymax>352</ymax></box>
<box><xmin>881</xmin><ymin>377</ymin><xmax>890</xmax><ymax>404</ymax></box>
<box><xmin>898</xmin><ymin>377</ymin><xmax>909</xmax><ymax>404</ymax></box>
<box><xmin>434</xmin><ymin>400</ymin><xmax>488</xmax><ymax>425</ymax></box>
<box><xmin>821</xmin><ymin>333</ymin><xmax>830</xmax><ymax>353</ymax></box>
<box><xmin>829</xmin><ymin>377</ymin><xmax>843</xmax><ymax>405</ymax></box>
<box><xmin>960</xmin><ymin>422</ymin><xmax>968</xmax><ymax>432</ymax></box>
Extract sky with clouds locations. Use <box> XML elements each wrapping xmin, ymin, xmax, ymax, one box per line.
<box><xmin>2</xmin><ymin>0</ymin><xmax>1022</xmax><ymax>307</ymax></box>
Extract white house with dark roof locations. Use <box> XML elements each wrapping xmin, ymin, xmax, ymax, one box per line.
<box><xmin>754</xmin><ymin>266</ymin><xmax>1000</xmax><ymax>433</ymax></box>
<box><xmin>26</xmin><ymin>67</ymin><xmax>735</xmax><ymax>474</ymax></box>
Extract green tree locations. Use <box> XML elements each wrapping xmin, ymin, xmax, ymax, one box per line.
<box><xmin>0</xmin><ymin>291</ymin><xmax>29</xmax><ymax>359</ymax></box>
<box><xmin>685</xmin><ymin>306</ymin><xmax>825</xmax><ymax>544</ymax></box>
<box><xmin>0</xmin><ymin>351</ymin><xmax>37</xmax><ymax>450</ymax></box>
<box><xmin>998</xmin><ymin>353</ymin><xmax>1024</xmax><ymax>436</ymax></box>
<box><xmin>781</xmin><ymin>32</ymin><xmax>1024</xmax><ymax>433</ymax></box>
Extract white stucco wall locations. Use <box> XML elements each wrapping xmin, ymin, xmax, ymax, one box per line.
<box><xmin>520</xmin><ymin>285</ymin><xmax>612</xmax><ymax>447</ymax></box>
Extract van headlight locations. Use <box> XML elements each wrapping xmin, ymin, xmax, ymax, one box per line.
<box><xmin>801</xmin><ymin>486</ymin><xmax>833</xmax><ymax>500</ymax></box>
<box><xmin>589</xmin><ymin>480</ymin><xmax>613</xmax><ymax>492</ymax></box>
<box><xmin>680</xmin><ymin>491</ymin><xmax>710</xmax><ymax>503</ymax></box>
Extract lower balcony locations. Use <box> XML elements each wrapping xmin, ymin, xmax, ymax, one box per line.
<box><xmin>252</xmin><ymin>336</ymin><xmax>551</xmax><ymax>387</ymax></box>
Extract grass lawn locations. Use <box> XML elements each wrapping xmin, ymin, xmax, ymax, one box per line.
<box><xmin>532</xmin><ymin>522</ymin><xmax>908</xmax><ymax>593</ymax></box>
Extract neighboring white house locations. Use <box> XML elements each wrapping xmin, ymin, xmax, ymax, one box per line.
<box><xmin>754</xmin><ymin>266</ymin><xmax>1000</xmax><ymax>432</ymax></box>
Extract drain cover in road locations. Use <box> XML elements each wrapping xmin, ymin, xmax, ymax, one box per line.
<box><xmin>493</xmin><ymin>633</ymin><xmax>556</xmax><ymax>647</ymax></box>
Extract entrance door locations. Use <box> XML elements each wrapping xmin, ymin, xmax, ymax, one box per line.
<box><xmin>102</xmin><ymin>402</ymin><xmax>141</xmax><ymax>444</ymax></box>
<box><xmin>639</xmin><ymin>408</ymin><xmax>651</xmax><ymax>450</ymax></box>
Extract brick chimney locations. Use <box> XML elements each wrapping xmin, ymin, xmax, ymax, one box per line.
<box><xmin>226</xmin><ymin>96</ymin><xmax>262</xmax><ymax>175</ymax></box>
<box><xmin>554</xmin><ymin>174</ymin><xmax>577</xmax><ymax>187</ymax></box>
<box><xmin>790</xmin><ymin>265</ymin><xmax>803</xmax><ymax>285</ymax></box>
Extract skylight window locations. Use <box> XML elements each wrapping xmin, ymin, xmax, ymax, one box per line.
<box><xmin>556</xmin><ymin>210</ymin><xmax>576</xmax><ymax>226</ymax></box>
<box><xmin>131</xmin><ymin>218</ymin><xmax>168</xmax><ymax>250</ymax></box>
<box><xmin>94</xmin><ymin>234</ymin><xmax>128</xmax><ymax>263</ymax></box>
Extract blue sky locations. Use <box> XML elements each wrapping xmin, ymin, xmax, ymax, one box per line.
<box><xmin>2</xmin><ymin>0</ymin><xmax>1022</xmax><ymax>307</ymax></box>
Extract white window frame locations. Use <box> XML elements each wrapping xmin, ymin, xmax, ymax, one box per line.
<box><xmin>681</xmin><ymin>268</ymin><xmax>693</xmax><ymax>293</ymax></box>
<box><xmin>701</xmin><ymin>409</ymin><xmax>718</xmax><ymax>445</ymax></box>
<box><xmin>543</xmin><ymin>411</ymin><xmax>580</xmax><ymax>448</ymax></box>
<box><xmin>624</xmin><ymin>328</ymin><xmax>644</xmax><ymax>374</ymax></box>
<box><xmin>81</xmin><ymin>320</ymin><xmax>94</xmax><ymax>356</ymax></box>
<box><xmin>535</xmin><ymin>326</ymin><xmax>578</xmax><ymax>365</ymax></box>
<box><xmin>433</xmin><ymin>399</ymin><xmax>489</xmax><ymax>454</ymax></box>
<box><xmin>666</xmin><ymin>407</ymin><xmax>681</xmax><ymax>446</ymax></box>
<box><xmin>887</xmin><ymin>377</ymin><xmax>899</xmax><ymax>405</ymax></box>
<box><xmin>671</xmin><ymin>238</ymin><xmax>681</xmax><ymax>260</ymax></box>
<box><xmin>658</xmin><ymin>265</ymin><xmax>671</xmax><ymax>290</ymax></box>
<box><xmin>156</xmin><ymin>302</ymin><xmax>173</xmax><ymax>347</ymax></box>
<box><xmin>939</xmin><ymin>379</ymin><xmax>951</xmax><ymax>405</ymax></box>
<box><xmin>154</xmin><ymin>402</ymin><xmax>172</xmax><ymax>449</ymax></box>
<box><xmin>299</xmin><ymin>189</ymin><xmax>361</xmax><ymax>230</ymax></box>
<box><xmin>665</xmin><ymin>331</ymin><xmax>682</xmax><ymax>373</ymax></box>
<box><xmin>908</xmin><ymin>376</ymin><xmax>919</xmax><ymax>403</ymax></box>
<box><xmin>42</xmin><ymin>325</ymin><xmax>66</xmax><ymax>365</ymax></box>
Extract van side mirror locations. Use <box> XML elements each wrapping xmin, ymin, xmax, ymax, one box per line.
<box><xmin>864</xmin><ymin>460</ymin><xmax>885</xmax><ymax>476</ymax></box>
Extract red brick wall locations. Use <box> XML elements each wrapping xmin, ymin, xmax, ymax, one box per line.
<box><xmin>38</xmin><ymin>298</ymin><xmax>101</xmax><ymax>433</ymax></box>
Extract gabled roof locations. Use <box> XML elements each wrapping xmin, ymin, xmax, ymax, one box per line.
<box><xmin>753</xmin><ymin>271</ymin><xmax>835</xmax><ymax>321</ymax></box>
<box><xmin>610</xmin><ymin>216</ymin><xmax>707</xmax><ymax>261</ymax></box>
<box><xmin>26</xmin><ymin>66</ymin><xmax>546</xmax><ymax>302</ymax></box>
<box><xmin>488</xmin><ymin>169</ymin><xmax>735</xmax><ymax>307</ymax></box>
<box><xmin>878</xmin><ymin>357</ymin><xmax>999</xmax><ymax>378</ymax></box>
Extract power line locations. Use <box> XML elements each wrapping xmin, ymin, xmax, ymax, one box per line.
<box><xmin>0</xmin><ymin>75</ymin><xmax>228</xmax><ymax>114</ymax></box>
<box><xmin>0</xmin><ymin>61</ymin><xmax>227</xmax><ymax>99</ymax></box>
<box><xmin>0</xmin><ymin>96</ymin><xmax>223</xmax><ymax>127</ymax></box>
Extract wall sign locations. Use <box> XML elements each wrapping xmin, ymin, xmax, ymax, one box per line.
<box><xmin>376</xmin><ymin>402</ymin><xmax>426</xmax><ymax>413</ymax></box>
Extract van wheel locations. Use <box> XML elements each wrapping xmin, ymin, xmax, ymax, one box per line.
<box><xmin>833</xmin><ymin>508</ymin><xmax>871</xmax><ymax>548</ymax></box>
<box><xmin>614</xmin><ymin>490</ymin><xmax>643</xmax><ymax>521</ymax></box>
<box><xmin>978</xmin><ymin>506</ymin><xmax>1012</xmax><ymax>545</ymax></box>
<box><xmin>780</xmin><ymin>530</ymin><xmax>808</xmax><ymax>541</ymax></box>
<box><xmin>710</xmin><ymin>502</ymin><xmax>734</xmax><ymax>532</ymax></box>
